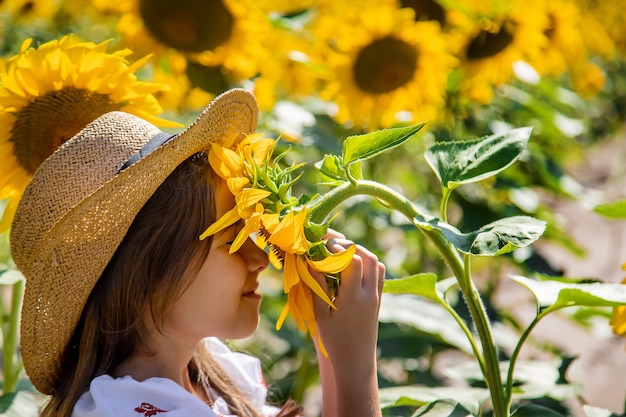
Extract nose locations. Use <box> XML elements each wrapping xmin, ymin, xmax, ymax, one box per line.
<box><xmin>240</xmin><ymin>237</ymin><xmax>269</xmax><ymax>273</ymax></box>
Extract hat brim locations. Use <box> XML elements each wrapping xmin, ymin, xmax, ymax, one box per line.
<box><xmin>13</xmin><ymin>89</ymin><xmax>258</xmax><ymax>394</ymax></box>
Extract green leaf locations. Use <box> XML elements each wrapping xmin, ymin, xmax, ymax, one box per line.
<box><xmin>593</xmin><ymin>199</ymin><xmax>626</xmax><ymax>219</ymax></box>
<box><xmin>379</xmin><ymin>386</ymin><xmax>488</xmax><ymax>415</ymax></box>
<box><xmin>379</xmin><ymin>293</ymin><xmax>474</xmax><ymax>353</ymax></box>
<box><xmin>510</xmin><ymin>274</ymin><xmax>626</xmax><ymax>313</ymax></box>
<box><xmin>342</xmin><ymin>123</ymin><xmax>425</xmax><ymax>166</ymax></box>
<box><xmin>417</xmin><ymin>216</ymin><xmax>546</xmax><ymax>256</ymax></box>
<box><xmin>314</xmin><ymin>154</ymin><xmax>347</xmax><ymax>184</ymax></box>
<box><xmin>424</xmin><ymin>127</ymin><xmax>532</xmax><ymax>190</ymax></box>
<box><xmin>511</xmin><ymin>404</ymin><xmax>564</xmax><ymax>417</ymax></box>
<box><xmin>466</xmin><ymin>216</ymin><xmax>546</xmax><ymax>256</ymax></box>
<box><xmin>411</xmin><ymin>400</ymin><xmax>476</xmax><ymax>417</ymax></box>
<box><xmin>383</xmin><ymin>273</ymin><xmax>442</xmax><ymax>303</ymax></box>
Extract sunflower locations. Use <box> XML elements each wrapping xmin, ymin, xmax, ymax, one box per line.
<box><xmin>151</xmin><ymin>55</ymin><xmax>215</xmax><ymax>113</ymax></box>
<box><xmin>200</xmin><ymin>132</ymin><xmax>278</xmax><ymax>244</ymax></box>
<box><xmin>0</xmin><ymin>0</ymin><xmax>60</xmax><ymax>22</ymax></box>
<box><xmin>262</xmin><ymin>208</ymin><xmax>355</xmax><ymax>351</ymax></box>
<box><xmin>452</xmin><ymin>0</ymin><xmax>548</xmax><ymax>104</ymax></box>
<box><xmin>253</xmin><ymin>0</ymin><xmax>315</xmax><ymax>14</ymax></box>
<box><xmin>574</xmin><ymin>0</ymin><xmax>623</xmax><ymax>58</ymax></box>
<box><xmin>0</xmin><ymin>35</ymin><xmax>180</xmax><ymax>231</ymax></box>
<box><xmin>526</xmin><ymin>0</ymin><xmax>586</xmax><ymax>78</ymax></box>
<box><xmin>114</xmin><ymin>0</ymin><xmax>271</xmax><ymax>82</ymax></box>
<box><xmin>253</xmin><ymin>25</ymin><xmax>326</xmax><ymax>112</ymax></box>
<box><xmin>202</xmin><ymin>130</ymin><xmax>356</xmax><ymax>347</ymax></box>
<box><xmin>317</xmin><ymin>4</ymin><xmax>456</xmax><ymax>129</ymax></box>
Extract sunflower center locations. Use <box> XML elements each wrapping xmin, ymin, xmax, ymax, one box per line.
<box><xmin>10</xmin><ymin>87</ymin><xmax>117</xmax><ymax>174</ymax></box>
<box><xmin>139</xmin><ymin>0</ymin><xmax>234</xmax><ymax>52</ymax></box>
<box><xmin>465</xmin><ymin>20</ymin><xmax>515</xmax><ymax>60</ymax></box>
<box><xmin>544</xmin><ymin>13</ymin><xmax>556</xmax><ymax>41</ymax></box>
<box><xmin>259</xmin><ymin>226</ymin><xmax>285</xmax><ymax>266</ymax></box>
<box><xmin>353</xmin><ymin>36</ymin><xmax>418</xmax><ymax>94</ymax></box>
<box><xmin>401</xmin><ymin>0</ymin><xmax>446</xmax><ymax>26</ymax></box>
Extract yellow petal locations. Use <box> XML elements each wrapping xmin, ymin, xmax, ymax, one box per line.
<box><xmin>199</xmin><ymin>207</ymin><xmax>240</xmax><ymax>240</ymax></box>
<box><xmin>260</xmin><ymin>213</ymin><xmax>281</xmax><ymax>233</ymax></box>
<box><xmin>307</xmin><ymin>244</ymin><xmax>356</xmax><ymax>274</ymax></box>
<box><xmin>227</xmin><ymin>177</ymin><xmax>249</xmax><ymax>195</ymax></box>
<box><xmin>611</xmin><ymin>305</ymin><xmax>626</xmax><ymax>336</ymax></box>
<box><xmin>236</xmin><ymin>188</ymin><xmax>271</xmax><ymax>213</ymax></box>
<box><xmin>283</xmin><ymin>253</ymin><xmax>300</xmax><ymax>293</ymax></box>
<box><xmin>268</xmin><ymin>249</ymin><xmax>284</xmax><ymax>270</ymax></box>
<box><xmin>268</xmin><ymin>209</ymin><xmax>308</xmax><ymax>255</ymax></box>
<box><xmin>209</xmin><ymin>144</ymin><xmax>243</xmax><ymax>179</ymax></box>
<box><xmin>229</xmin><ymin>224</ymin><xmax>252</xmax><ymax>254</ymax></box>
<box><xmin>288</xmin><ymin>285</ymin><xmax>309</xmax><ymax>332</ymax></box>
<box><xmin>276</xmin><ymin>302</ymin><xmax>290</xmax><ymax>331</ymax></box>
<box><xmin>295</xmin><ymin>256</ymin><xmax>336</xmax><ymax>309</ymax></box>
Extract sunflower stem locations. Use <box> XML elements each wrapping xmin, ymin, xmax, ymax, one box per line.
<box><xmin>440</xmin><ymin>186</ymin><xmax>452</xmax><ymax>223</ymax></box>
<box><xmin>459</xmin><ymin>254</ymin><xmax>508</xmax><ymax>417</ymax></box>
<box><xmin>309</xmin><ymin>180</ymin><xmax>508</xmax><ymax>417</ymax></box>
<box><xmin>504</xmin><ymin>310</ymin><xmax>548</xmax><ymax>409</ymax></box>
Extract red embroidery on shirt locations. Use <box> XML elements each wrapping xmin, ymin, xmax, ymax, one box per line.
<box><xmin>134</xmin><ymin>402</ymin><xmax>168</xmax><ymax>416</ymax></box>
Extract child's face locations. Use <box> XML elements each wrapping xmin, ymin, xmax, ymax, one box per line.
<box><xmin>162</xmin><ymin>180</ymin><xmax>269</xmax><ymax>342</ymax></box>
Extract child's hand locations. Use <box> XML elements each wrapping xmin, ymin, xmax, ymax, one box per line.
<box><xmin>312</xmin><ymin>232</ymin><xmax>385</xmax><ymax>371</ymax></box>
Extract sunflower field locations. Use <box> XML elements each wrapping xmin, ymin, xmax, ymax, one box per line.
<box><xmin>1</xmin><ymin>0</ymin><xmax>626</xmax><ymax>416</ymax></box>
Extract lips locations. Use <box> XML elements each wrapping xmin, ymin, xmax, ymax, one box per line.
<box><xmin>242</xmin><ymin>285</ymin><xmax>260</xmax><ymax>298</ymax></box>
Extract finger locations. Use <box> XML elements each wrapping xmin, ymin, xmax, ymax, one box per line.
<box><xmin>377</xmin><ymin>261</ymin><xmax>386</xmax><ymax>296</ymax></box>
<box><xmin>309</xmin><ymin>266</ymin><xmax>330</xmax><ymax>293</ymax></box>
<box><xmin>356</xmin><ymin>245</ymin><xmax>380</xmax><ymax>291</ymax></box>
<box><xmin>339</xmin><ymin>253</ymin><xmax>363</xmax><ymax>293</ymax></box>
<box><xmin>326</xmin><ymin>237</ymin><xmax>353</xmax><ymax>253</ymax></box>
<box><xmin>322</xmin><ymin>228</ymin><xmax>346</xmax><ymax>240</ymax></box>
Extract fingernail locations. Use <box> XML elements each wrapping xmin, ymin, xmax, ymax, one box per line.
<box><xmin>328</xmin><ymin>238</ymin><xmax>337</xmax><ymax>246</ymax></box>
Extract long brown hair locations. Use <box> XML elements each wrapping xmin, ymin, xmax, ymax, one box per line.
<box><xmin>41</xmin><ymin>152</ymin><xmax>259</xmax><ymax>417</ymax></box>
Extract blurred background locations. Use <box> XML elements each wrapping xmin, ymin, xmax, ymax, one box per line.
<box><xmin>0</xmin><ymin>0</ymin><xmax>625</xmax><ymax>415</ymax></box>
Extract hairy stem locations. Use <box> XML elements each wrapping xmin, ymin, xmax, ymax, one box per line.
<box><xmin>310</xmin><ymin>180</ymin><xmax>508</xmax><ymax>416</ymax></box>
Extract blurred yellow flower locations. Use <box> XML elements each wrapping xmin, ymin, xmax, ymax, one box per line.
<box><xmin>0</xmin><ymin>0</ymin><xmax>60</xmax><ymax>22</ymax></box>
<box><xmin>115</xmin><ymin>0</ymin><xmax>271</xmax><ymax>82</ymax></box>
<box><xmin>454</xmin><ymin>0</ymin><xmax>548</xmax><ymax>104</ymax></box>
<box><xmin>575</xmin><ymin>0</ymin><xmax>623</xmax><ymax>58</ymax></box>
<box><xmin>0</xmin><ymin>35</ymin><xmax>178</xmax><ymax>230</ymax></box>
<box><xmin>529</xmin><ymin>0</ymin><xmax>586</xmax><ymax>78</ymax></box>
<box><xmin>317</xmin><ymin>3</ymin><xmax>456</xmax><ymax>129</ymax></box>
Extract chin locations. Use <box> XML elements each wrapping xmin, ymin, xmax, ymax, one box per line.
<box><xmin>225</xmin><ymin>316</ymin><xmax>260</xmax><ymax>340</ymax></box>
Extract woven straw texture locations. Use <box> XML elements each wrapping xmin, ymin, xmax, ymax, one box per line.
<box><xmin>10</xmin><ymin>89</ymin><xmax>258</xmax><ymax>395</ymax></box>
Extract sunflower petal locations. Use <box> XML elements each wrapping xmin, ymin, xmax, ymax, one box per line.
<box><xmin>199</xmin><ymin>207</ymin><xmax>240</xmax><ymax>240</ymax></box>
<box><xmin>276</xmin><ymin>303</ymin><xmax>290</xmax><ymax>331</ymax></box>
<box><xmin>229</xmin><ymin>225</ymin><xmax>252</xmax><ymax>254</ymax></box>
<box><xmin>209</xmin><ymin>144</ymin><xmax>243</xmax><ymax>179</ymax></box>
<box><xmin>283</xmin><ymin>253</ymin><xmax>300</xmax><ymax>293</ymax></box>
<box><xmin>236</xmin><ymin>188</ymin><xmax>271</xmax><ymax>211</ymax></box>
<box><xmin>307</xmin><ymin>244</ymin><xmax>356</xmax><ymax>274</ymax></box>
<box><xmin>295</xmin><ymin>256</ymin><xmax>336</xmax><ymax>309</ymax></box>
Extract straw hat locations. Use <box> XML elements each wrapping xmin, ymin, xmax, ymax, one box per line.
<box><xmin>10</xmin><ymin>88</ymin><xmax>258</xmax><ymax>395</ymax></box>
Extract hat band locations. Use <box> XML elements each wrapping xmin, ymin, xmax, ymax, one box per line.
<box><xmin>119</xmin><ymin>132</ymin><xmax>176</xmax><ymax>172</ymax></box>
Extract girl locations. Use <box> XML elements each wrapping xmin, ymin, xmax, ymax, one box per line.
<box><xmin>10</xmin><ymin>89</ymin><xmax>385</xmax><ymax>416</ymax></box>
